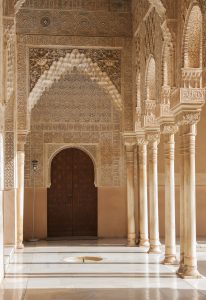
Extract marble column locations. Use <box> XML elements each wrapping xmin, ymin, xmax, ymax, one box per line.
<box><xmin>162</xmin><ymin>128</ymin><xmax>177</xmax><ymax>264</ymax></box>
<box><xmin>125</xmin><ymin>144</ymin><xmax>136</xmax><ymax>246</ymax></box>
<box><xmin>0</xmin><ymin>132</ymin><xmax>4</xmax><ymax>280</ymax></box>
<box><xmin>181</xmin><ymin>123</ymin><xmax>202</xmax><ymax>278</ymax></box>
<box><xmin>177</xmin><ymin>131</ymin><xmax>185</xmax><ymax>275</ymax></box>
<box><xmin>138</xmin><ymin>140</ymin><xmax>149</xmax><ymax>247</ymax></box>
<box><xmin>16</xmin><ymin>135</ymin><xmax>26</xmax><ymax>249</ymax></box>
<box><xmin>147</xmin><ymin>134</ymin><xmax>161</xmax><ymax>253</ymax></box>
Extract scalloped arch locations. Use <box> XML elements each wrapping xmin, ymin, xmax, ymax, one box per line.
<box><xmin>28</xmin><ymin>49</ymin><xmax>122</xmax><ymax>112</ymax></box>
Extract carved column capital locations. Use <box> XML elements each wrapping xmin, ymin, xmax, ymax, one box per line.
<box><xmin>137</xmin><ymin>137</ymin><xmax>148</xmax><ymax>146</ymax></box>
<box><xmin>161</xmin><ymin>123</ymin><xmax>178</xmax><ymax>136</ymax></box>
<box><xmin>146</xmin><ymin>132</ymin><xmax>160</xmax><ymax>145</ymax></box>
<box><xmin>123</xmin><ymin>133</ymin><xmax>136</xmax><ymax>154</ymax></box>
<box><xmin>17</xmin><ymin>131</ymin><xmax>28</xmax><ymax>151</ymax></box>
<box><xmin>176</xmin><ymin>111</ymin><xmax>201</xmax><ymax>127</ymax></box>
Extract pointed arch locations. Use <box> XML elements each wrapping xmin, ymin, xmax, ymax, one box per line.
<box><xmin>28</xmin><ymin>49</ymin><xmax>122</xmax><ymax>112</ymax></box>
<box><xmin>135</xmin><ymin>72</ymin><xmax>141</xmax><ymax>129</ymax></box>
<box><xmin>14</xmin><ymin>0</ymin><xmax>26</xmax><ymax>12</ymax></box>
<box><xmin>145</xmin><ymin>55</ymin><xmax>156</xmax><ymax>101</ymax></box>
<box><xmin>142</xmin><ymin>56</ymin><xmax>157</xmax><ymax>126</ymax></box>
<box><xmin>183</xmin><ymin>4</ymin><xmax>202</xmax><ymax>69</ymax></box>
<box><xmin>162</xmin><ymin>41</ymin><xmax>174</xmax><ymax>88</ymax></box>
<box><xmin>136</xmin><ymin>72</ymin><xmax>141</xmax><ymax>107</ymax></box>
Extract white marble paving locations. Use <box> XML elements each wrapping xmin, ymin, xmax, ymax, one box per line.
<box><xmin>0</xmin><ymin>240</ymin><xmax>206</xmax><ymax>300</ymax></box>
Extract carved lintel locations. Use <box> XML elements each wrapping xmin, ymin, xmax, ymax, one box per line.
<box><xmin>161</xmin><ymin>123</ymin><xmax>178</xmax><ymax>135</ymax></box>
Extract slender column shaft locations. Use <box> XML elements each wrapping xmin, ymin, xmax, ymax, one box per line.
<box><xmin>177</xmin><ymin>133</ymin><xmax>185</xmax><ymax>274</ymax></box>
<box><xmin>16</xmin><ymin>148</ymin><xmax>25</xmax><ymax>249</ymax></box>
<box><xmin>125</xmin><ymin>144</ymin><xmax>136</xmax><ymax>246</ymax></box>
<box><xmin>148</xmin><ymin>139</ymin><xmax>161</xmax><ymax>253</ymax></box>
<box><xmin>163</xmin><ymin>133</ymin><xmax>176</xmax><ymax>264</ymax></box>
<box><xmin>139</xmin><ymin>143</ymin><xmax>149</xmax><ymax>247</ymax></box>
<box><xmin>181</xmin><ymin>124</ymin><xmax>201</xmax><ymax>278</ymax></box>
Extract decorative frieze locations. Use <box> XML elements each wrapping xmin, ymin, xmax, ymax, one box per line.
<box><xmin>16</xmin><ymin>8</ymin><xmax>132</xmax><ymax>37</ymax></box>
<box><xmin>180</xmin><ymin>88</ymin><xmax>205</xmax><ymax>103</ymax></box>
<box><xmin>17</xmin><ymin>0</ymin><xmax>131</xmax><ymax>12</ymax></box>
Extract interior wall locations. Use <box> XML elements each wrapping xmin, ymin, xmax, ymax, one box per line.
<box><xmin>98</xmin><ymin>187</ymin><xmax>127</xmax><ymax>238</ymax></box>
<box><xmin>24</xmin><ymin>186</ymin><xmax>127</xmax><ymax>240</ymax></box>
<box><xmin>3</xmin><ymin>189</ymin><xmax>16</xmax><ymax>245</ymax></box>
<box><xmin>23</xmin><ymin>172</ymin><xmax>206</xmax><ymax>240</ymax></box>
<box><xmin>0</xmin><ymin>191</ymin><xmax>4</xmax><ymax>280</ymax></box>
<box><xmin>24</xmin><ymin>188</ymin><xmax>47</xmax><ymax>240</ymax></box>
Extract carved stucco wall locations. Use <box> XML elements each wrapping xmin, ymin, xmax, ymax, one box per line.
<box><xmin>15</xmin><ymin>1</ymin><xmax>133</xmax><ymax>190</ymax></box>
<box><xmin>133</xmin><ymin>5</ymin><xmax>164</xmax><ymax>129</ymax></box>
<box><xmin>15</xmin><ymin>1</ymin><xmax>133</xmax><ymax>131</ymax></box>
<box><xmin>132</xmin><ymin>0</ymin><xmax>206</xmax><ymax>130</ymax></box>
<box><xmin>13</xmin><ymin>0</ymin><xmax>206</xmax><ymax>189</ymax></box>
<box><xmin>24</xmin><ymin>72</ymin><xmax>123</xmax><ymax>188</ymax></box>
<box><xmin>3</xmin><ymin>21</ymin><xmax>16</xmax><ymax>189</ymax></box>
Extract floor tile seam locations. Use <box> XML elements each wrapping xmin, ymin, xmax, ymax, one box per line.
<box><xmin>5</xmin><ymin>273</ymin><xmax>178</xmax><ymax>278</ymax></box>
<box><xmin>14</xmin><ymin>251</ymin><xmax>147</xmax><ymax>254</ymax></box>
<box><xmin>8</xmin><ymin>262</ymin><xmax>159</xmax><ymax>265</ymax></box>
<box><xmin>21</xmin><ymin>278</ymin><xmax>28</xmax><ymax>300</ymax></box>
<box><xmin>183</xmin><ymin>278</ymin><xmax>206</xmax><ymax>295</ymax></box>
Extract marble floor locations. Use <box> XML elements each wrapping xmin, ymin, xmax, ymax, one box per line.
<box><xmin>0</xmin><ymin>239</ymin><xmax>206</xmax><ymax>299</ymax></box>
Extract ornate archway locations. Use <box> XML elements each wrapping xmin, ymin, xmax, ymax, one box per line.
<box><xmin>47</xmin><ymin>147</ymin><xmax>97</xmax><ymax>238</ymax></box>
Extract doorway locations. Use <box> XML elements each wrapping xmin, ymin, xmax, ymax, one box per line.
<box><xmin>47</xmin><ymin>148</ymin><xmax>97</xmax><ymax>237</ymax></box>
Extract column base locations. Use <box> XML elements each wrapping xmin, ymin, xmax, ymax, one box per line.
<box><xmin>179</xmin><ymin>266</ymin><xmax>204</xmax><ymax>279</ymax></box>
<box><xmin>162</xmin><ymin>255</ymin><xmax>177</xmax><ymax>265</ymax></box>
<box><xmin>16</xmin><ymin>242</ymin><xmax>24</xmax><ymax>249</ymax></box>
<box><xmin>148</xmin><ymin>244</ymin><xmax>162</xmax><ymax>254</ymax></box>
<box><xmin>127</xmin><ymin>239</ymin><xmax>136</xmax><ymax>247</ymax></box>
<box><xmin>139</xmin><ymin>239</ymin><xmax>150</xmax><ymax>248</ymax></box>
<box><xmin>127</xmin><ymin>233</ymin><xmax>136</xmax><ymax>247</ymax></box>
<box><xmin>176</xmin><ymin>261</ymin><xmax>185</xmax><ymax>276</ymax></box>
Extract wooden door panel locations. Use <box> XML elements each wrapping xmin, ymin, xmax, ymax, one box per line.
<box><xmin>73</xmin><ymin>149</ymin><xmax>97</xmax><ymax>236</ymax></box>
<box><xmin>47</xmin><ymin>148</ymin><xmax>97</xmax><ymax>237</ymax></box>
<box><xmin>48</xmin><ymin>149</ymin><xmax>73</xmax><ymax>237</ymax></box>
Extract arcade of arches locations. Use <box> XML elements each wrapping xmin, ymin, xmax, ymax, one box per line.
<box><xmin>0</xmin><ymin>0</ymin><xmax>206</xmax><ymax>296</ymax></box>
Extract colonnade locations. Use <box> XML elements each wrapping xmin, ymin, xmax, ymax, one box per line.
<box><xmin>14</xmin><ymin>114</ymin><xmax>202</xmax><ymax>279</ymax></box>
<box><xmin>125</xmin><ymin>112</ymin><xmax>202</xmax><ymax>279</ymax></box>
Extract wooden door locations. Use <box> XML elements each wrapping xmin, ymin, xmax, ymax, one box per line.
<box><xmin>47</xmin><ymin>148</ymin><xmax>97</xmax><ymax>237</ymax></box>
